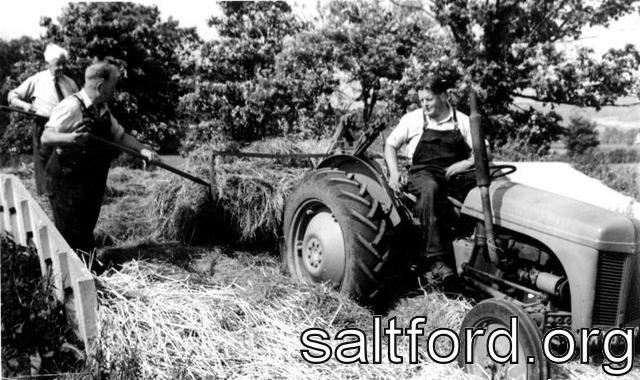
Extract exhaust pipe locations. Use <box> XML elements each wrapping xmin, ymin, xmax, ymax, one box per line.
<box><xmin>469</xmin><ymin>91</ymin><xmax>499</xmax><ymax>264</ymax></box>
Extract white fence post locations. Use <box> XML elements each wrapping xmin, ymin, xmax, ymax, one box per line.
<box><xmin>0</xmin><ymin>174</ymin><xmax>98</xmax><ymax>356</ymax></box>
<box><xmin>2</xmin><ymin>177</ymin><xmax>19</xmax><ymax>239</ymax></box>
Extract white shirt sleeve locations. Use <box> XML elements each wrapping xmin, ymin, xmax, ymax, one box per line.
<box><xmin>8</xmin><ymin>74</ymin><xmax>37</xmax><ymax>103</ymax></box>
<box><xmin>386</xmin><ymin>114</ymin><xmax>410</xmax><ymax>150</ymax></box>
<box><xmin>45</xmin><ymin>98</ymin><xmax>83</xmax><ymax>133</ymax></box>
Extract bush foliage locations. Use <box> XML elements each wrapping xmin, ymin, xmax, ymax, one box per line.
<box><xmin>564</xmin><ymin>116</ymin><xmax>600</xmax><ymax>156</ymax></box>
<box><xmin>1</xmin><ymin>237</ymin><xmax>85</xmax><ymax>377</ymax></box>
<box><xmin>1</xmin><ymin>1</ymin><xmax>639</xmax><ymax>156</ymax></box>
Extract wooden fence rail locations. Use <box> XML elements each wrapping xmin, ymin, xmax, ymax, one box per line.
<box><xmin>0</xmin><ymin>173</ymin><xmax>97</xmax><ymax>354</ymax></box>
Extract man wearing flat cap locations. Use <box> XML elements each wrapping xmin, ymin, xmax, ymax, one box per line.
<box><xmin>8</xmin><ymin>43</ymin><xmax>79</xmax><ymax>195</ymax></box>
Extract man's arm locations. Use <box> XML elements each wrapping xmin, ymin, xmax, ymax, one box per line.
<box><xmin>41</xmin><ymin>100</ymin><xmax>89</xmax><ymax>146</ymax></box>
<box><xmin>108</xmin><ymin>113</ymin><xmax>159</xmax><ymax>162</ymax></box>
<box><xmin>385</xmin><ymin>120</ymin><xmax>409</xmax><ymax>192</ymax></box>
<box><xmin>116</xmin><ymin>132</ymin><xmax>160</xmax><ymax>162</ymax></box>
<box><xmin>8</xmin><ymin>76</ymin><xmax>36</xmax><ymax>112</ymax></box>
<box><xmin>444</xmin><ymin>157</ymin><xmax>474</xmax><ymax>179</ymax></box>
<box><xmin>384</xmin><ymin>142</ymin><xmax>402</xmax><ymax>192</ymax></box>
<box><xmin>41</xmin><ymin>127</ymin><xmax>89</xmax><ymax>146</ymax></box>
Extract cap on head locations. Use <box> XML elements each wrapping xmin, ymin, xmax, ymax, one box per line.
<box><xmin>43</xmin><ymin>43</ymin><xmax>69</xmax><ymax>64</ymax></box>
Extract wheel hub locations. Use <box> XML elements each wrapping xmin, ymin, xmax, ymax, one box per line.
<box><xmin>469</xmin><ymin>322</ymin><xmax>527</xmax><ymax>380</ymax></box>
<box><xmin>305</xmin><ymin>237</ymin><xmax>323</xmax><ymax>269</ymax></box>
<box><xmin>298</xmin><ymin>209</ymin><xmax>346</xmax><ymax>285</ymax></box>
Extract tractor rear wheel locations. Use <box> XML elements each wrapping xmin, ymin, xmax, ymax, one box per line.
<box><xmin>282</xmin><ymin>169</ymin><xmax>393</xmax><ymax>305</ymax></box>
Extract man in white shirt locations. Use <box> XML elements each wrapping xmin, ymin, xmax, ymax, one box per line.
<box><xmin>8</xmin><ymin>43</ymin><xmax>79</xmax><ymax>195</ymax></box>
<box><xmin>384</xmin><ymin>76</ymin><xmax>477</xmax><ymax>286</ymax></box>
<box><xmin>41</xmin><ymin>61</ymin><xmax>159</xmax><ymax>255</ymax></box>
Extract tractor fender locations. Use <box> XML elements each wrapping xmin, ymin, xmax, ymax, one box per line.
<box><xmin>317</xmin><ymin>154</ymin><xmax>403</xmax><ymax>226</ymax></box>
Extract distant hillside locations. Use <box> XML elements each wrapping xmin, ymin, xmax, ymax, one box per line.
<box><xmin>514</xmin><ymin>96</ymin><xmax>640</xmax><ymax>130</ymax></box>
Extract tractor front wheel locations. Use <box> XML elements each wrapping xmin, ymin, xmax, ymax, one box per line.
<box><xmin>458</xmin><ymin>298</ymin><xmax>549</xmax><ymax>380</ymax></box>
<box><xmin>282</xmin><ymin>169</ymin><xmax>393</xmax><ymax>305</ymax></box>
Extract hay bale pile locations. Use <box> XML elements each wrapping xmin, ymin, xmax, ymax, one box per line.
<box><xmin>96</xmin><ymin>251</ymin><xmax>476</xmax><ymax>380</ymax></box>
<box><xmin>150</xmin><ymin>138</ymin><xmax>330</xmax><ymax>247</ymax></box>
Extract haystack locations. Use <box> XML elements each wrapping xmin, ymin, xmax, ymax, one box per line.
<box><xmin>149</xmin><ymin>138</ymin><xmax>330</xmax><ymax>247</ymax></box>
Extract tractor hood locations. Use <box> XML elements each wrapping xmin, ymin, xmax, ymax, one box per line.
<box><xmin>461</xmin><ymin>181</ymin><xmax>639</xmax><ymax>254</ymax></box>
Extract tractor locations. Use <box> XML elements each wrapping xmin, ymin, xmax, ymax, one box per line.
<box><xmin>280</xmin><ymin>93</ymin><xmax>640</xmax><ymax>379</ymax></box>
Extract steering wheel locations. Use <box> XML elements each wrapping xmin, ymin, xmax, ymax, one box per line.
<box><xmin>455</xmin><ymin>164</ymin><xmax>517</xmax><ymax>180</ymax></box>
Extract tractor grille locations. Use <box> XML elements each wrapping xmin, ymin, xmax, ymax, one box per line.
<box><xmin>592</xmin><ymin>252</ymin><xmax>627</xmax><ymax>326</ymax></box>
<box><xmin>626</xmin><ymin>286</ymin><xmax>640</xmax><ymax>324</ymax></box>
<box><xmin>625</xmin><ymin>256</ymin><xmax>640</xmax><ymax>324</ymax></box>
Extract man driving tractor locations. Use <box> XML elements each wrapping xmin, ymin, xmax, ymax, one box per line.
<box><xmin>384</xmin><ymin>74</ymin><xmax>481</xmax><ymax>288</ymax></box>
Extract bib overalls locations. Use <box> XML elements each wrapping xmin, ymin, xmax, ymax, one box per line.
<box><xmin>44</xmin><ymin>94</ymin><xmax>115</xmax><ymax>253</ymax></box>
<box><xmin>406</xmin><ymin>110</ymin><xmax>470</xmax><ymax>265</ymax></box>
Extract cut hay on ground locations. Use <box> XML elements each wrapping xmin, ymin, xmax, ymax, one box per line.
<box><xmin>96</xmin><ymin>250</ymin><xmax>639</xmax><ymax>380</ymax></box>
<box><xmin>96</xmin><ymin>167</ymin><xmax>162</xmax><ymax>245</ymax></box>
<box><xmin>96</xmin><ymin>252</ymin><xmax>474</xmax><ymax>380</ymax></box>
<box><xmin>149</xmin><ymin>138</ymin><xmax>330</xmax><ymax>247</ymax></box>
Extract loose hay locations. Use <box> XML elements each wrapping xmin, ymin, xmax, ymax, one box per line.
<box><xmin>96</xmin><ymin>253</ymin><xmax>475</xmax><ymax>380</ymax></box>
<box><xmin>96</xmin><ymin>252</ymin><xmax>640</xmax><ymax>380</ymax></box>
<box><xmin>149</xmin><ymin>138</ymin><xmax>331</xmax><ymax>247</ymax></box>
<box><xmin>96</xmin><ymin>167</ymin><xmax>162</xmax><ymax>244</ymax></box>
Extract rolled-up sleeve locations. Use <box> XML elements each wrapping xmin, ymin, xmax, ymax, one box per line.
<box><xmin>386</xmin><ymin>117</ymin><xmax>409</xmax><ymax>150</ymax></box>
<box><xmin>45</xmin><ymin>99</ymin><xmax>82</xmax><ymax>132</ymax></box>
<box><xmin>8</xmin><ymin>75</ymin><xmax>36</xmax><ymax>103</ymax></box>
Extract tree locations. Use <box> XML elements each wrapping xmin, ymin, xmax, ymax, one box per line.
<box><xmin>319</xmin><ymin>0</ymin><xmax>431</xmax><ymax>124</ymax></box>
<box><xmin>42</xmin><ymin>2</ymin><xmax>200</xmax><ymax>152</ymax></box>
<box><xmin>564</xmin><ymin>116</ymin><xmax>600</xmax><ymax>156</ymax></box>
<box><xmin>179</xmin><ymin>1</ymin><xmax>331</xmax><ymax>143</ymax></box>
<box><xmin>425</xmin><ymin>0</ymin><xmax>640</xmax><ymax>154</ymax></box>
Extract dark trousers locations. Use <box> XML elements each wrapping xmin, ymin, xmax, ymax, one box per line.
<box><xmin>32</xmin><ymin>119</ymin><xmax>47</xmax><ymax>196</ymax></box>
<box><xmin>48</xmin><ymin>179</ymin><xmax>105</xmax><ymax>253</ymax></box>
<box><xmin>406</xmin><ymin>169</ymin><xmax>448</xmax><ymax>262</ymax></box>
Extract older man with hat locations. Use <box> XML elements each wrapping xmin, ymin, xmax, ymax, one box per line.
<box><xmin>8</xmin><ymin>43</ymin><xmax>79</xmax><ymax>195</ymax></box>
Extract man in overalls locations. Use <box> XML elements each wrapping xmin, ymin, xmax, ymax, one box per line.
<box><xmin>41</xmin><ymin>61</ymin><xmax>159</xmax><ymax>255</ymax></box>
<box><xmin>7</xmin><ymin>43</ymin><xmax>79</xmax><ymax>195</ymax></box>
<box><xmin>384</xmin><ymin>76</ymin><xmax>476</xmax><ymax>286</ymax></box>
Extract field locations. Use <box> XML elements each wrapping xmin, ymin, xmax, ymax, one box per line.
<box><xmin>2</xmin><ymin>159</ymin><xmax>640</xmax><ymax>380</ymax></box>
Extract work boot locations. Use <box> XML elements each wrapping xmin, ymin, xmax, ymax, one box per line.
<box><xmin>418</xmin><ymin>259</ymin><xmax>456</xmax><ymax>291</ymax></box>
<box><xmin>429</xmin><ymin>260</ymin><xmax>454</xmax><ymax>282</ymax></box>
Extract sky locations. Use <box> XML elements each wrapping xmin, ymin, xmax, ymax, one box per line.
<box><xmin>0</xmin><ymin>1</ymin><xmax>639</xmax><ymax>55</ymax></box>
<box><xmin>0</xmin><ymin>0</ymin><xmax>224</xmax><ymax>41</ymax></box>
